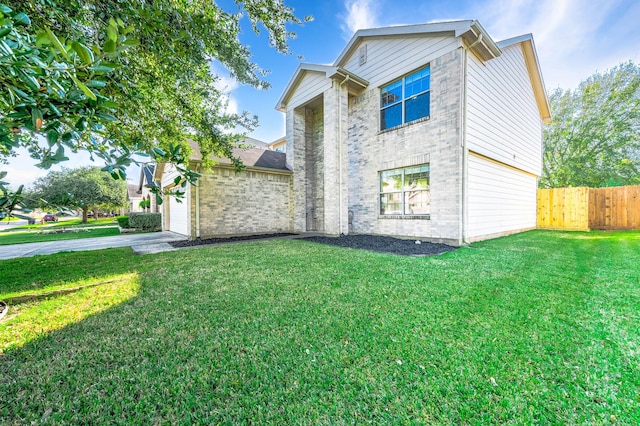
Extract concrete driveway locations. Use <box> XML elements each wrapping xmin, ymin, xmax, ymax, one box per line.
<box><xmin>0</xmin><ymin>231</ymin><xmax>185</xmax><ymax>260</ymax></box>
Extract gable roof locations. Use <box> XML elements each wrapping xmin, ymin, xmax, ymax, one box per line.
<box><xmin>275</xmin><ymin>64</ymin><xmax>369</xmax><ymax>111</ymax></box>
<box><xmin>138</xmin><ymin>163</ymin><xmax>159</xmax><ymax>192</ymax></box>
<box><xmin>497</xmin><ymin>34</ymin><xmax>551</xmax><ymax>123</ymax></box>
<box><xmin>276</xmin><ymin>19</ymin><xmax>551</xmax><ymax>124</ymax></box>
<box><xmin>334</xmin><ymin>20</ymin><xmax>501</xmax><ymax>66</ymax></box>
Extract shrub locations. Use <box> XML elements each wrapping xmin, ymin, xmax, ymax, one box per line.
<box><xmin>128</xmin><ymin>212</ymin><xmax>162</xmax><ymax>231</ymax></box>
<box><xmin>116</xmin><ymin>216</ymin><xmax>130</xmax><ymax>228</ymax></box>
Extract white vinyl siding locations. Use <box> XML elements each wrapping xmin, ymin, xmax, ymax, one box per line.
<box><xmin>466</xmin><ymin>44</ymin><xmax>542</xmax><ymax>175</ymax></box>
<box><xmin>467</xmin><ymin>154</ymin><xmax>537</xmax><ymax>240</ymax></box>
<box><xmin>287</xmin><ymin>71</ymin><xmax>332</xmax><ymax>109</ymax></box>
<box><xmin>341</xmin><ymin>35</ymin><xmax>460</xmax><ymax>89</ymax></box>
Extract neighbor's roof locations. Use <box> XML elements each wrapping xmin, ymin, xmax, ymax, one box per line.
<box><xmin>243</xmin><ymin>137</ymin><xmax>269</xmax><ymax>149</ymax></box>
<box><xmin>138</xmin><ymin>163</ymin><xmax>159</xmax><ymax>192</ymax></box>
<box><xmin>127</xmin><ymin>184</ymin><xmax>140</xmax><ymax>199</ymax></box>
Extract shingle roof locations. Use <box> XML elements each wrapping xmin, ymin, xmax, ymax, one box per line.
<box><xmin>189</xmin><ymin>141</ymin><xmax>290</xmax><ymax>172</ymax></box>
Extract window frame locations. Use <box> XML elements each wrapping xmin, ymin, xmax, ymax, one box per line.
<box><xmin>380</xmin><ymin>66</ymin><xmax>431</xmax><ymax>131</ymax></box>
<box><xmin>379</xmin><ymin>164</ymin><xmax>430</xmax><ymax>217</ymax></box>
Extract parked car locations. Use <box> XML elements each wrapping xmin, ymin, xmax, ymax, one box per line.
<box><xmin>42</xmin><ymin>214</ymin><xmax>58</xmax><ymax>223</ymax></box>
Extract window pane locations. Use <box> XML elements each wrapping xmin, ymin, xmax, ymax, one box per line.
<box><xmin>405</xmin><ymin>67</ymin><xmax>430</xmax><ymax>98</ymax></box>
<box><xmin>381</xmin><ymin>192</ymin><xmax>402</xmax><ymax>215</ymax></box>
<box><xmin>381</xmin><ymin>80</ymin><xmax>402</xmax><ymax>107</ymax></box>
<box><xmin>381</xmin><ymin>103</ymin><xmax>402</xmax><ymax>130</ymax></box>
<box><xmin>404</xmin><ymin>190</ymin><xmax>430</xmax><ymax>215</ymax></box>
<box><xmin>405</xmin><ymin>92</ymin><xmax>430</xmax><ymax>123</ymax></box>
<box><xmin>404</xmin><ymin>165</ymin><xmax>429</xmax><ymax>190</ymax></box>
<box><xmin>381</xmin><ymin>169</ymin><xmax>403</xmax><ymax>192</ymax></box>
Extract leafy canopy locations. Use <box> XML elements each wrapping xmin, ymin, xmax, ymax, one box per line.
<box><xmin>1</xmin><ymin>1</ymin><xmax>307</xmax><ymax>190</ymax></box>
<box><xmin>31</xmin><ymin>166</ymin><xmax>127</xmax><ymax>222</ymax></box>
<box><xmin>541</xmin><ymin>62</ymin><xmax>640</xmax><ymax>188</ymax></box>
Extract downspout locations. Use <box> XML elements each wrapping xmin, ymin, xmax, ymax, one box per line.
<box><xmin>338</xmin><ymin>74</ymin><xmax>350</xmax><ymax>235</ymax></box>
<box><xmin>461</xmin><ymin>33</ymin><xmax>483</xmax><ymax>245</ymax></box>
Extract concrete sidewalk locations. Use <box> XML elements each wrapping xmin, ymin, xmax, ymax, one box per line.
<box><xmin>0</xmin><ymin>231</ymin><xmax>185</xmax><ymax>260</ymax></box>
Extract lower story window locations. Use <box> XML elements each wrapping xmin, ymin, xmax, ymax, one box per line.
<box><xmin>380</xmin><ymin>164</ymin><xmax>430</xmax><ymax>215</ymax></box>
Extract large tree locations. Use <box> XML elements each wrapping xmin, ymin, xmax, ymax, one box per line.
<box><xmin>31</xmin><ymin>166</ymin><xmax>127</xmax><ymax>222</ymax></box>
<box><xmin>1</xmin><ymin>1</ymin><xmax>307</xmax><ymax>188</ymax></box>
<box><xmin>540</xmin><ymin>62</ymin><xmax>640</xmax><ymax>188</ymax></box>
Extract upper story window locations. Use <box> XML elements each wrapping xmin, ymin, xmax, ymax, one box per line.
<box><xmin>380</xmin><ymin>66</ymin><xmax>431</xmax><ymax>130</ymax></box>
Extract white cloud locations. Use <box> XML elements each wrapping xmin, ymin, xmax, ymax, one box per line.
<box><xmin>471</xmin><ymin>0</ymin><xmax>633</xmax><ymax>89</ymax></box>
<box><xmin>340</xmin><ymin>0</ymin><xmax>380</xmax><ymax>40</ymax></box>
<box><xmin>210</xmin><ymin>62</ymin><xmax>240</xmax><ymax>115</ymax></box>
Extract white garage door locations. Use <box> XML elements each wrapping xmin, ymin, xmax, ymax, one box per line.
<box><xmin>168</xmin><ymin>191</ymin><xmax>189</xmax><ymax>236</ymax></box>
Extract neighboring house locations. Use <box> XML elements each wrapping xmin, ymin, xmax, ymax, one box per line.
<box><xmin>268</xmin><ymin>136</ymin><xmax>286</xmax><ymax>153</ymax></box>
<box><xmin>127</xmin><ymin>184</ymin><xmax>145</xmax><ymax>213</ymax></box>
<box><xmin>276</xmin><ymin>20</ymin><xmax>551</xmax><ymax>245</ymax></box>
<box><xmin>244</xmin><ymin>137</ymin><xmax>269</xmax><ymax>149</ymax></box>
<box><xmin>136</xmin><ymin>163</ymin><xmax>160</xmax><ymax>213</ymax></box>
<box><xmin>156</xmin><ymin>142</ymin><xmax>292</xmax><ymax>238</ymax></box>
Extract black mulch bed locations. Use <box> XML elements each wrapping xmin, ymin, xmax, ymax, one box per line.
<box><xmin>302</xmin><ymin>234</ymin><xmax>457</xmax><ymax>256</ymax></box>
<box><xmin>170</xmin><ymin>233</ymin><xmax>297</xmax><ymax>248</ymax></box>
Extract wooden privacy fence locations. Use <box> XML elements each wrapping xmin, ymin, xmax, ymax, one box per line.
<box><xmin>537</xmin><ymin>185</ymin><xmax>640</xmax><ymax>230</ymax></box>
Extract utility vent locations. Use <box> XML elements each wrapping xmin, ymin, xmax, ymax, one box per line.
<box><xmin>359</xmin><ymin>44</ymin><xmax>367</xmax><ymax>66</ymax></box>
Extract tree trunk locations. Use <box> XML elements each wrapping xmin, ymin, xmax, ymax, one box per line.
<box><xmin>82</xmin><ymin>207</ymin><xmax>88</xmax><ymax>224</ymax></box>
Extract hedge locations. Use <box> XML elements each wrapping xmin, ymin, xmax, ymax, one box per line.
<box><xmin>128</xmin><ymin>212</ymin><xmax>162</xmax><ymax>231</ymax></box>
<box><xmin>116</xmin><ymin>216</ymin><xmax>130</xmax><ymax>228</ymax></box>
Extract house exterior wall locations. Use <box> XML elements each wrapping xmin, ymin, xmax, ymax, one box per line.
<box><xmin>196</xmin><ymin>167</ymin><xmax>293</xmax><ymax>238</ymax></box>
<box><xmin>466</xmin><ymin>44</ymin><xmax>543</xmax><ymax>175</ymax></box>
<box><xmin>467</xmin><ymin>154</ymin><xmax>537</xmax><ymax>240</ymax></box>
<box><xmin>340</xmin><ymin>35</ymin><xmax>461</xmax><ymax>89</ymax></box>
<box><xmin>464</xmin><ymin>43</ymin><xmax>543</xmax><ymax>240</ymax></box>
<box><xmin>345</xmin><ymin>47</ymin><xmax>465</xmax><ymax>244</ymax></box>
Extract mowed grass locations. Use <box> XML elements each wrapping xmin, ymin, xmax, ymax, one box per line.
<box><xmin>0</xmin><ymin>227</ymin><xmax>120</xmax><ymax>245</ymax></box>
<box><xmin>0</xmin><ymin>230</ymin><xmax>639</xmax><ymax>424</ymax></box>
<box><xmin>5</xmin><ymin>216</ymin><xmax>118</xmax><ymax>231</ymax></box>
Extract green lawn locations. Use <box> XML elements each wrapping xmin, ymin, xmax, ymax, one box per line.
<box><xmin>0</xmin><ymin>227</ymin><xmax>121</xmax><ymax>245</ymax></box>
<box><xmin>0</xmin><ymin>230</ymin><xmax>638</xmax><ymax>424</ymax></box>
<box><xmin>5</xmin><ymin>216</ymin><xmax>118</xmax><ymax>231</ymax></box>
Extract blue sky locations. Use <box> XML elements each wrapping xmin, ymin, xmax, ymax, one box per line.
<box><xmin>5</xmin><ymin>0</ymin><xmax>640</xmax><ymax>187</ymax></box>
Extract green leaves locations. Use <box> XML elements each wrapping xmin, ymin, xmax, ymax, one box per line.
<box><xmin>44</xmin><ymin>27</ymin><xmax>69</xmax><ymax>60</ymax></box>
<box><xmin>541</xmin><ymin>62</ymin><xmax>640</xmax><ymax>188</ymax></box>
<box><xmin>70</xmin><ymin>75</ymin><xmax>96</xmax><ymax>101</ymax></box>
<box><xmin>72</xmin><ymin>41</ymin><xmax>94</xmax><ymax>64</ymax></box>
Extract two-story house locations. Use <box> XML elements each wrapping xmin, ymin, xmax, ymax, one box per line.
<box><xmin>276</xmin><ymin>20</ymin><xmax>551</xmax><ymax>245</ymax></box>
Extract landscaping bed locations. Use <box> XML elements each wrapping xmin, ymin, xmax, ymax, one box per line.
<box><xmin>170</xmin><ymin>233</ymin><xmax>297</xmax><ymax>248</ymax></box>
<box><xmin>303</xmin><ymin>234</ymin><xmax>456</xmax><ymax>256</ymax></box>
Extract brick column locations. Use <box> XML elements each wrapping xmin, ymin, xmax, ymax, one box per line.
<box><xmin>323</xmin><ymin>81</ymin><xmax>349</xmax><ymax>235</ymax></box>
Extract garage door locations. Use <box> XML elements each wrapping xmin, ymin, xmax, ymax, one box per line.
<box><xmin>168</xmin><ymin>190</ymin><xmax>189</xmax><ymax>236</ymax></box>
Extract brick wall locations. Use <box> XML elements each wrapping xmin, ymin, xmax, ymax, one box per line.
<box><xmin>346</xmin><ymin>48</ymin><xmax>464</xmax><ymax>244</ymax></box>
<box><xmin>196</xmin><ymin>167</ymin><xmax>293</xmax><ymax>238</ymax></box>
